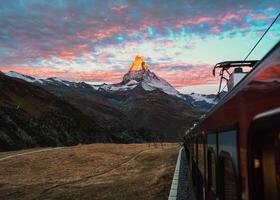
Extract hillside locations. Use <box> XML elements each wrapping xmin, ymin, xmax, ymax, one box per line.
<box><xmin>0</xmin><ymin>73</ymin><xmax>108</xmax><ymax>150</ymax></box>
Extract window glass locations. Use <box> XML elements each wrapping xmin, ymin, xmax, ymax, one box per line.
<box><xmin>220</xmin><ymin>154</ymin><xmax>238</xmax><ymax>200</ymax></box>
<box><xmin>208</xmin><ymin>133</ymin><xmax>217</xmax><ymax>193</ymax></box>
<box><xmin>208</xmin><ymin>151</ymin><xmax>217</xmax><ymax>193</ymax></box>
<box><xmin>218</xmin><ymin>129</ymin><xmax>239</xmax><ymax>200</ymax></box>
<box><xmin>208</xmin><ymin>133</ymin><xmax>217</xmax><ymax>155</ymax></box>
<box><xmin>218</xmin><ymin>130</ymin><xmax>238</xmax><ymax>171</ymax></box>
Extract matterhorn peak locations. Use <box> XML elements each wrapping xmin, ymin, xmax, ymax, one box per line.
<box><xmin>123</xmin><ymin>55</ymin><xmax>150</xmax><ymax>83</ymax></box>
<box><xmin>129</xmin><ymin>55</ymin><xmax>148</xmax><ymax>72</ymax></box>
<box><xmin>119</xmin><ymin>55</ymin><xmax>181</xmax><ymax>97</ymax></box>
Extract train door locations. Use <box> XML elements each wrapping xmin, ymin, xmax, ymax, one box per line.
<box><xmin>248</xmin><ymin>108</ymin><xmax>280</xmax><ymax>200</ymax></box>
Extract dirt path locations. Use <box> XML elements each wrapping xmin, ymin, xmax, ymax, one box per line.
<box><xmin>0</xmin><ymin>147</ymin><xmax>64</xmax><ymax>161</ymax></box>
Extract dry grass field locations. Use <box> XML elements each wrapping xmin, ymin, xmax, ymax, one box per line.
<box><xmin>0</xmin><ymin>143</ymin><xmax>179</xmax><ymax>200</ymax></box>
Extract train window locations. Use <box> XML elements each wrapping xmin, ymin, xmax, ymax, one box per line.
<box><xmin>207</xmin><ymin>133</ymin><xmax>217</xmax><ymax>194</ymax></box>
<box><xmin>218</xmin><ymin>130</ymin><xmax>238</xmax><ymax>173</ymax></box>
<box><xmin>208</xmin><ymin>149</ymin><xmax>217</xmax><ymax>193</ymax></box>
<box><xmin>219</xmin><ymin>152</ymin><xmax>238</xmax><ymax>200</ymax></box>
<box><xmin>218</xmin><ymin>129</ymin><xmax>239</xmax><ymax>200</ymax></box>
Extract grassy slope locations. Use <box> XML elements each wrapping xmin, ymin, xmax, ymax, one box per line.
<box><xmin>0</xmin><ymin>143</ymin><xmax>179</xmax><ymax>200</ymax></box>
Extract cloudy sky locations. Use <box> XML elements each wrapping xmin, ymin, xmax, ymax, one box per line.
<box><xmin>0</xmin><ymin>0</ymin><xmax>279</xmax><ymax>93</ymax></box>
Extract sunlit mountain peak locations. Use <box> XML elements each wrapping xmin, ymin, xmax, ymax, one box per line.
<box><xmin>129</xmin><ymin>55</ymin><xmax>148</xmax><ymax>72</ymax></box>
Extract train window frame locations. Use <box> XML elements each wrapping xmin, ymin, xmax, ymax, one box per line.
<box><xmin>208</xmin><ymin>126</ymin><xmax>241</xmax><ymax>200</ymax></box>
<box><xmin>219</xmin><ymin>151</ymin><xmax>239</xmax><ymax>200</ymax></box>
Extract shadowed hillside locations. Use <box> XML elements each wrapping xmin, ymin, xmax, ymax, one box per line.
<box><xmin>0</xmin><ymin>73</ymin><xmax>108</xmax><ymax>150</ymax></box>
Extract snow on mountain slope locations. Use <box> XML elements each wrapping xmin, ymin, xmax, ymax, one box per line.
<box><xmin>182</xmin><ymin>93</ymin><xmax>218</xmax><ymax>111</ymax></box>
<box><xmin>140</xmin><ymin>70</ymin><xmax>180</xmax><ymax>97</ymax></box>
<box><xmin>99</xmin><ymin>69</ymin><xmax>181</xmax><ymax>97</ymax></box>
<box><xmin>45</xmin><ymin>77</ymin><xmax>70</xmax><ymax>86</ymax></box>
<box><xmin>4</xmin><ymin>71</ymin><xmax>92</xmax><ymax>89</ymax></box>
<box><xmin>100</xmin><ymin>80</ymin><xmax>138</xmax><ymax>91</ymax></box>
<box><xmin>189</xmin><ymin>93</ymin><xmax>216</xmax><ymax>104</ymax></box>
<box><xmin>5</xmin><ymin>71</ymin><xmax>44</xmax><ymax>84</ymax></box>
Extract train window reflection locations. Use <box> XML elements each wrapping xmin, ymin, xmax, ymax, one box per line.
<box><xmin>218</xmin><ymin>130</ymin><xmax>238</xmax><ymax>172</ymax></box>
<box><xmin>208</xmin><ymin>149</ymin><xmax>217</xmax><ymax>193</ymax></box>
<box><xmin>220</xmin><ymin>152</ymin><xmax>238</xmax><ymax>200</ymax></box>
<box><xmin>207</xmin><ymin>133</ymin><xmax>217</xmax><ymax>193</ymax></box>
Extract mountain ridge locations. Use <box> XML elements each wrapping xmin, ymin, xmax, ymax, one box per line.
<box><xmin>4</xmin><ymin>70</ymin><xmax>217</xmax><ymax>111</ymax></box>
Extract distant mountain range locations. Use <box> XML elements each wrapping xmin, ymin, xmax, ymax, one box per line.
<box><xmin>1</xmin><ymin>56</ymin><xmax>220</xmax><ymax>150</ymax></box>
<box><xmin>4</xmin><ymin>70</ymin><xmax>218</xmax><ymax>111</ymax></box>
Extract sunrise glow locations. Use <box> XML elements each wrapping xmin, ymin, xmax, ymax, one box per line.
<box><xmin>0</xmin><ymin>0</ymin><xmax>279</xmax><ymax>93</ymax></box>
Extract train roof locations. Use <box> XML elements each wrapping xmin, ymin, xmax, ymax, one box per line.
<box><xmin>186</xmin><ymin>41</ymin><xmax>280</xmax><ymax>137</ymax></box>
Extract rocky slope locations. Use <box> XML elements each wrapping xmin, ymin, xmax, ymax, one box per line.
<box><xmin>0</xmin><ymin>73</ymin><xmax>109</xmax><ymax>150</ymax></box>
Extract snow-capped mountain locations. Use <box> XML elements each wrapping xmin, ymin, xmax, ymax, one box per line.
<box><xmin>183</xmin><ymin>93</ymin><xmax>217</xmax><ymax>111</ymax></box>
<box><xmin>3</xmin><ymin>56</ymin><xmax>219</xmax><ymax>111</ymax></box>
<box><xmin>95</xmin><ymin>56</ymin><xmax>216</xmax><ymax>108</ymax></box>
<box><xmin>90</xmin><ymin>56</ymin><xmax>181</xmax><ymax>98</ymax></box>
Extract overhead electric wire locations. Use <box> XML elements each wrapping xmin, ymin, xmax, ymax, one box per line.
<box><xmin>215</xmin><ymin>12</ymin><xmax>280</xmax><ymax>100</ymax></box>
<box><xmin>244</xmin><ymin>12</ymin><xmax>280</xmax><ymax>61</ymax></box>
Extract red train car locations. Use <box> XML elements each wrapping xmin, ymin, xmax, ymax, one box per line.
<box><xmin>183</xmin><ymin>41</ymin><xmax>280</xmax><ymax>200</ymax></box>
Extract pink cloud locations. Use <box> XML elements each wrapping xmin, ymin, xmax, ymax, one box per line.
<box><xmin>111</xmin><ymin>5</ymin><xmax>129</xmax><ymax>14</ymax></box>
<box><xmin>255</xmin><ymin>30</ymin><xmax>264</xmax><ymax>35</ymax></box>
<box><xmin>157</xmin><ymin>70</ymin><xmax>218</xmax><ymax>87</ymax></box>
<box><xmin>219</xmin><ymin>13</ymin><xmax>241</xmax><ymax>24</ymax></box>
<box><xmin>153</xmin><ymin>62</ymin><xmax>219</xmax><ymax>86</ymax></box>
<box><xmin>251</xmin><ymin>13</ymin><xmax>271</xmax><ymax>20</ymax></box>
<box><xmin>77</xmin><ymin>26</ymin><xmax>123</xmax><ymax>42</ymax></box>
<box><xmin>211</xmin><ymin>26</ymin><xmax>221</xmax><ymax>33</ymax></box>
<box><xmin>175</xmin><ymin>17</ymin><xmax>213</xmax><ymax>28</ymax></box>
<box><xmin>95</xmin><ymin>52</ymin><xmax>114</xmax><ymax>63</ymax></box>
<box><xmin>266</xmin><ymin>6</ymin><xmax>274</xmax><ymax>11</ymax></box>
